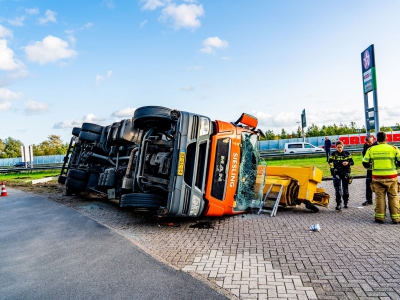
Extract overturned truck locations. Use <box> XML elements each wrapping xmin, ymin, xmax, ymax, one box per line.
<box><xmin>59</xmin><ymin>105</ymin><xmax>329</xmax><ymax>218</ymax></box>
<box><xmin>60</xmin><ymin>106</ymin><xmax>265</xmax><ymax>218</ymax></box>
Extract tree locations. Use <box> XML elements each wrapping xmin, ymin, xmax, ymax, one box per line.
<box><xmin>0</xmin><ymin>139</ymin><xmax>5</xmax><ymax>158</ymax></box>
<box><xmin>33</xmin><ymin>135</ymin><xmax>69</xmax><ymax>156</ymax></box>
<box><xmin>306</xmin><ymin>123</ymin><xmax>320</xmax><ymax>137</ymax></box>
<box><xmin>264</xmin><ymin>130</ymin><xmax>276</xmax><ymax>140</ymax></box>
<box><xmin>380</xmin><ymin>125</ymin><xmax>393</xmax><ymax>132</ymax></box>
<box><xmin>1</xmin><ymin>137</ymin><xmax>23</xmax><ymax>158</ymax></box>
<box><xmin>279</xmin><ymin>128</ymin><xmax>288</xmax><ymax>139</ymax></box>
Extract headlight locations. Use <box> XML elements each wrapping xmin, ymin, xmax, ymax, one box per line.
<box><xmin>189</xmin><ymin>195</ymin><xmax>202</xmax><ymax>216</ymax></box>
<box><xmin>199</xmin><ymin>117</ymin><xmax>210</xmax><ymax>136</ymax></box>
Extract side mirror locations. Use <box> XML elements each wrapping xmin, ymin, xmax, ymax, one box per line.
<box><xmin>257</xmin><ymin>129</ymin><xmax>266</xmax><ymax>138</ymax></box>
<box><xmin>234</xmin><ymin>113</ymin><xmax>258</xmax><ymax>129</ymax></box>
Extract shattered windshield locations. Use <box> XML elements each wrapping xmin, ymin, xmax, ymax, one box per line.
<box><xmin>234</xmin><ymin>132</ymin><xmax>260</xmax><ymax>211</ymax></box>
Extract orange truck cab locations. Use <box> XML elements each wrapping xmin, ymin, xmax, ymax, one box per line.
<box><xmin>203</xmin><ymin>116</ymin><xmax>261</xmax><ymax>216</ymax></box>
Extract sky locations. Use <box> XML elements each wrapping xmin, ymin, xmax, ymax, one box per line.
<box><xmin>1</xmin><ymin>0</ymin><xmax>400</xmax><ymax>146</ymax></box>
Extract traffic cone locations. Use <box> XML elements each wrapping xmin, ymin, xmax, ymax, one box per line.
<box><xmin>1</xmin><ymin>181</ymin><xmax>9</xmax><ymax>196</ymax></box>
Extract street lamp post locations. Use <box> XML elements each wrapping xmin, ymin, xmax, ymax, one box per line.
<box><xmin>296</xmin><ymin>121</ymin><xmax>305</xmax><ymax>142</ymax></box>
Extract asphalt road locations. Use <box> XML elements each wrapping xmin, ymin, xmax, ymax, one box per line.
<box><xmin>0</xmin><ymin>189</ymin><xmax>228</xmax><ymax>300</ymax></box>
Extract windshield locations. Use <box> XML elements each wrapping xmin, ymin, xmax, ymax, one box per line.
<box><xmin>234</xmin><ymin>132</ymin><xmax>260</xmax><ymax>211</ymax></box>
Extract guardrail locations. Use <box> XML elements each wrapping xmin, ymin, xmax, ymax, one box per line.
<box><xmin>260</xmin><ymin>147</ymin><xmax>364</xmax><ymax>159</ymax></box>
<box><xmin>0</xmin><ymin>165</ymin><xmax>62</xmax><ymax>174</ymax></box>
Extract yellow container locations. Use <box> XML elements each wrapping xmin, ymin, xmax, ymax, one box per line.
<box><xmin>263</xmin><ymin>166</ymin><xmax>329</xmax><ymax>207</ymax></box>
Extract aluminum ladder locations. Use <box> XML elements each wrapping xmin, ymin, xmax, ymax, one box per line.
<box><xmin>258</xmin><ymin>183</ymin><xmax>283</xmax><ymax>217</ymax></box>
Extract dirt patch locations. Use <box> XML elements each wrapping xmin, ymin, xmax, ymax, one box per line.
<box><xmin>6</xmin><ymin>180</ymin><xmax>64</xmax><ymax>195</ymax></box>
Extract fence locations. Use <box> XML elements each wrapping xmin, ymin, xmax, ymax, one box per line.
<box><xmin>259</xmin><ymin>131</ymin><xmax>400</xmax><ymax>151</ymax></box>
<box><xmin>0</xmin><ymin>155</ymin><xmax>65</xmax><ymax>167</ymax></box>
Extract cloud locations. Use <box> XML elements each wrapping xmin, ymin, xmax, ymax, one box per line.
<box><xmin>38</xmin><ymin>9</ymin><xmax>57</xmax><ymax>25</ymax></box>
<box><xmin>95</xmin><ymin>70</ymin><xmax>113</xmax><ymax>86</ymax></box>
<box><xmin>25</xmin><ymin>8</ymin><xmax>39</xmax><ymax>15</ymax></box>
<box><xmin>24</xmin><ymin>35</ymin><xmax>77</xmax><ymax>65</ymax></box>
<box><xmin>141</xmin><ymin>0</ymin><xmax>169</xmax><ymax>11</ymax></box>
<box><xmin>24</xmin><ymin>100</ymin><xmax>48</xmax><ymax>115</ymax></box>
<box><xmin>102</xmin><ymin>0</ymin><xmax>115</xmax><ymax>9</ymax></box>
<box><xmin>0</xmin><ymin>39</ymin><xmax>25</xmax><ymax>71</ymax></box>
<box><xmin>82</xmin><ymin>23</ymin><xmax>94</xmax><ymax>29</ymax></box>
<box><xmin>53</xmin><ymin>114</ymin><xmax>106</xmax><ymax>129</ymax></box>
<box><xmin>0</xmin><ymin>87</ymin><xmax>23</xmax><ymax>101</ymax></box>
<box><xmin>181</xmin><ymin>86</ymin><xmax>194</xmax><ymax>91</ymax></box>
<box><xmin>200</xmin><ymin>37</ymin><xmax>228</xmax><ymax>54</ymax></box>
<box><xmin>159</xmin><ymin>3</ymin><xmax>204</xmax><ymax>30</ymax></box>
<box><xmin>0</xmin><ymin>101</ymin><xmax>12</xmax><ymax>112</ymax></box>
<box><xmin>139</xmin><ymin>20</ymin><xmax>148</xmax><ymax>28</ymax></box>
<box><xmin>68</xmin><ymin>35</ymin><xmax>76</xmax><ymax>46</ymax></box>
<box><xmin>8</xmin><ymin>16</ymin><xmax>25</xmax><ymax>26</ymax></box>
<box><xmin>251</xmin><ymin>108</ymin><xmax>374</xmax><ymax>134</ymax></box>
<box><xmin>185</xmin><ymin>66</ymin><xmax>202</xmax><ymax>71</ymax></box>
<box><xmin>111</xmin><ymin>107</ymin><xmax>136</xmax><ymax>117</ymax></box>
<box><xmin>252</xmin><ymin>110</ymin><xmax>298</xmax><ymax>130</ymax></box>
<box><xmin>0</xmin><ymin>25</ymin><xmax>13</xmax><ymax>38</ymax></box>
<box><xmin>95</xmin><ymin>75</ymin><xmax>105</xmax><ymax>85</ymax></box>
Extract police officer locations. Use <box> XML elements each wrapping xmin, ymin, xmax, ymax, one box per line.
<box><xmin>328</xmin><ymin>140</ymin><xmax>354</xmax><ymax>210</ymax></box>
<box><xmin>362</xmin><ymin>136</ymin><xmax>377</xmax><ymax>206</ymax></box>
<box><xmin>362</xmin><ymin>131</ymin><xmax>400</xmax><ymax>224</ymax></box>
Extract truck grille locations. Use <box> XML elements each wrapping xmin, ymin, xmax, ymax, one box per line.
<box><xmin>182</xmin><ymin>187</ymin><xmax>190</xmax><ymax>215</ymax></box>
<box><xmin>190</xmin><ymin>116</ymin><xmax>199</xmax><ymax>140</ymax></box>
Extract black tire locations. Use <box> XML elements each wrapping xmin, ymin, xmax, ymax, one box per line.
<box><xmin>72</xmin><ymin>127</ymin><xmax>81</xmax><ymax>137</ymax></box>
<box><xmin>81</xmin><ymin>123</ymin><xmax>103</xmax><ymax>134</ymax></box>
<box><xmin>79</xmin><ymin>131</ymin><xmax>101</xmax><ymax>142</ymax></box>
<box><xmin>106</xmin><ymin>122</ymin><xmax>121</xmax><ymax>145</ymax></box>
<box><xmin>132</xmin><ymin>106</ymin><xmax>173</xmax><ymax>129</ymax></box>
<box><xmin>306</xmin><ymin>203</ymin><xmax>319</xmax><ymax>213</ymax></box>
<box><xmin>67</xmin><ymin>169</ymin><xmax>88</xmax><ymax>181</ymax></box>
<box><xmin>65</xmin><ymin>177</ymin><xmax>87</xmax><ymax>192</ymax></box>
<box><xmin>58</xmin><ymin>175</ymin><xmax>67</xmax><ymax>184</ymax></box>
<box><xmin>120</xmin><ymin>193</ymin><xmax>165</xmax><ymax>209</ymax></box>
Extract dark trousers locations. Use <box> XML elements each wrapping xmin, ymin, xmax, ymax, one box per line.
<box><xmin>366</xmin><ymin>169</ymin><xmax>372</xmax><ymax>202</ymax></box>
<box><xmin>333</xmin><ymin>174</ymin><xmax>349</xmax><ymax>205</ymax></box>
<box><xmin>325</xmin><ymin>149</ymin><xmax>330</xmax><ymax>162</ymax></box>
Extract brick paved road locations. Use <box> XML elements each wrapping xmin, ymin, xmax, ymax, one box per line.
<box><xmin>45</xmin><ymin>177</ymin><xmax>400</xmax><ymax>299</ymax></box>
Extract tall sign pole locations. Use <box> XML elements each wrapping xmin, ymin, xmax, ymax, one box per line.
<box><xmin>301</xmin><ymin>109</ymin><xmax>306</xmax><ymax>142</ymax></box>
<box><xmin>361</xmin><ymin>44</ymin><xmax>379</xmax><ymax>135</ymax></box>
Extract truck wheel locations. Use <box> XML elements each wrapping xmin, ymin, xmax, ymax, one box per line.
<box><xmin>67</xmin><ymin>169</ymin><xmax>88</xmax><ymax>181</ymax></box>
<box><xmin>58</xmin><ymin>175</ymin><xmax>67</xmax><ymax>184</ymax></box>
<box><xmin>133</xmin><ymin>106</ymin><xmax>173</xmax><ymax>129</ymax></box>
<box><xmin>79</xmin><ymin>131</ymin><xmax>101</xmax><ymax>142</ymax></box>
<box><xmin>305</xmin><ymin>202</ymin><xmax>319</xmax><ymax>213</ymax></box>
<box><xmin>65</xmin><ymin>177</ymin><xmax>87</xmax><ymax>192</ymax></box>
<box><xmin>72</xmin><ymin>127</ymin><xmax>81</xmax><ymax>137</ymax></box>
<box><xmin>81</xmin><ymin>123</ymin><xmax>103</xmax><ymax>134</ymax></box>
<box><xmin>119</xmin><ymin>193</ymin><xmax>165</xmax><ymax>209</ymax></box>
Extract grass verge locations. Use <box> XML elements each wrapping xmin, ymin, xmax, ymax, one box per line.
<box><xmin>262</xmin><ymin>153</ymin><xmax>366</xmax><ymax>178</ymax></box>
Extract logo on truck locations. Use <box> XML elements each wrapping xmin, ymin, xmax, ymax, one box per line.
<box><xmin>229</xmin><ymin>153</ymin><xmax>238</xmax><ymax>188</ymax></box>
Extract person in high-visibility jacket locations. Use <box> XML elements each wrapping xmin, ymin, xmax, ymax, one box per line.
<box><xmin>362</xmin><ymin>131</ymin><xmax>400</xmax><ymax>224</ymax></box>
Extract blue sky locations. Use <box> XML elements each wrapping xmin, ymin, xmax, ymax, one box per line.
<box><xmin>1</xmin><ymin>0</ymin><xmax>400</xmax><ymax>145</ymax></box>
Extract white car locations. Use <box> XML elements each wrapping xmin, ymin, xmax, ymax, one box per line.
<box><xmin>283</xmin><ymin>142</ymin><xmax>324</xmax><ymax>154</ymax></box>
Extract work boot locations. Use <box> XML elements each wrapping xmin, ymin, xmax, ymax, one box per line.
<box><xmin>362</xmin><ymin>200</ymin><xmax>373</xmax><ymax>206</ymax></box>
<box><xmin>375</xmin><ymin>219</ymin><xmax>384</xmax><ymax>224</ymax></box>
<box><xmin>335</xmin><ymin>204</ymin><xmax>342</xmax><ymax>211</ymax></box>
<box><xmin>343</xmin><ymin>203</ymin><xmax>348</xmax><ymax>209</ymax></box>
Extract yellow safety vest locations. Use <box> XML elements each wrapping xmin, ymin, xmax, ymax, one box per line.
<box><xmin>363</xmin><ymin>143</ymin><xmax>400</xmax><ymax>178</ymax></box>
